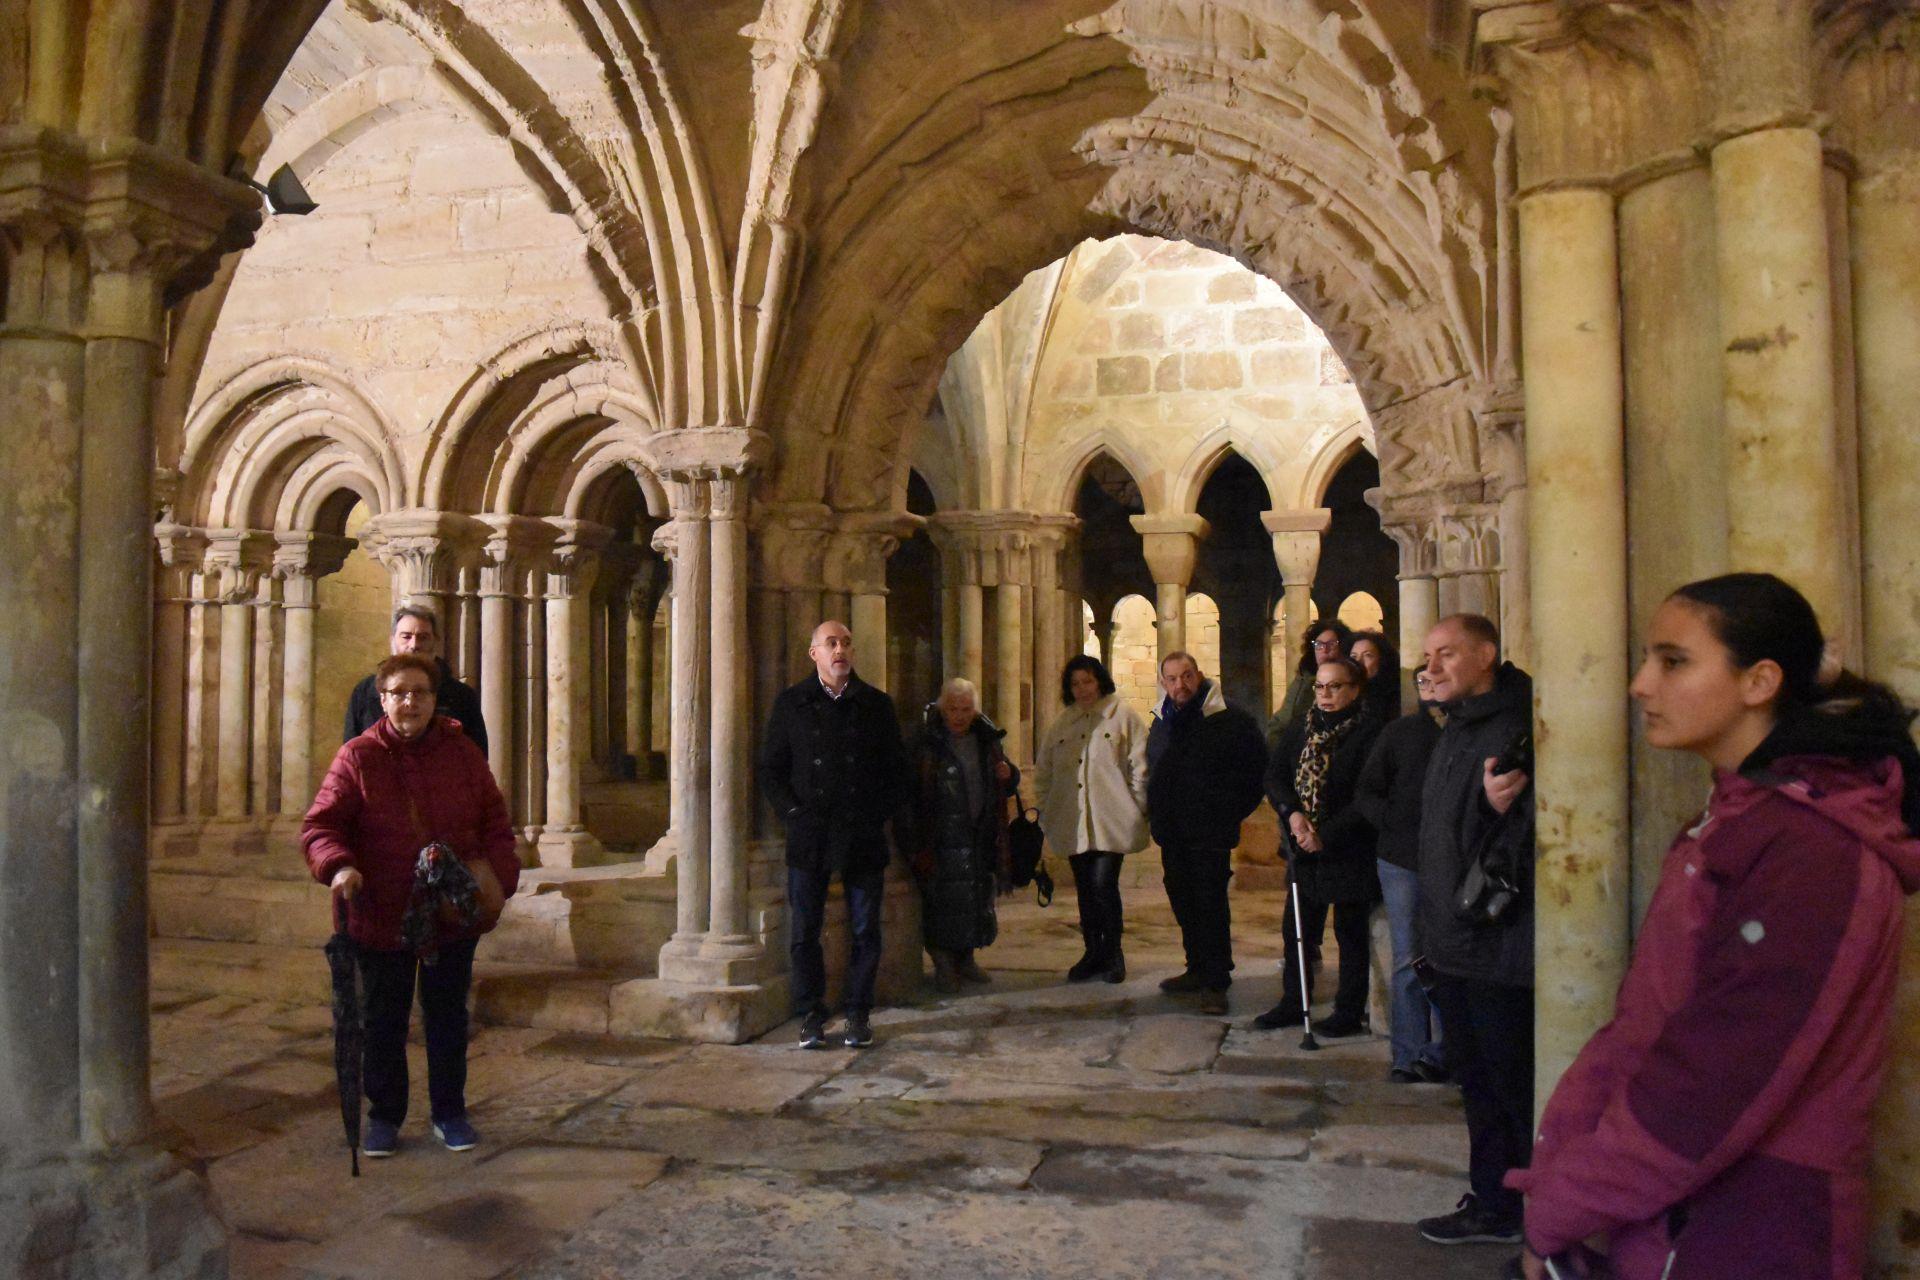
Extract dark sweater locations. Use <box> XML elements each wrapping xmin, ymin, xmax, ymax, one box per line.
<box><xmin>1354</xmin><ymin>708</ymin><xmax>1443</xmax><ymax>872</ymax></box>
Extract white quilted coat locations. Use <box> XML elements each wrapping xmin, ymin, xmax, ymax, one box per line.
<box><xmin>1032</xmin><ymin>694</ymin><xmax>1151</xmax><ymax>856</ymax></box>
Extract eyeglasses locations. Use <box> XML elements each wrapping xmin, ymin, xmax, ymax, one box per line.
<box><xmin>1312</xmin><ymin>681</ymin><xmax>1355</xmax><ymax>693</ymax></box>
<box><xmin>1311</xmin><ymin>638</ymin><xmax>1341</xmax><ymax>650</ymax></box>
<box><xmin>379</xmin><ymin>687</ymin><xmax>434</xmax><ymax>703</ymax></box>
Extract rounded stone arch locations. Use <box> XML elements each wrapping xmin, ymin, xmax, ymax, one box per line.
<box><xmin>249</xmin><ymin>63</ymin><xmax>460</xmax><ymax>186</ymax></box>
<box><xmin>1038</xmin><ymin>431</ymin><xmax>1158</xmax><ymax>516</ymax></box>
<box><xmin>418</xmin><ymin>322</ymin><xmax>644</xmax><ymax>511</ymax></box>
<box><xmin>178</xmin><ymin>355</ymin><xmax>405</xmax><ymax>531</ymax></box>
<box><xmin>1168</xmin><ymin>429</ymin><xmax>1281</xmax><ymax>520</ymax></box>
<box><xmin>481</xmin><ymin>371</ymin><xmax>659</xmax><ymax>517</ymax></box>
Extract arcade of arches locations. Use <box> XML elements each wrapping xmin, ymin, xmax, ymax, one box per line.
<box><xmin>3</xmin><ymin>1</ymin><xmax>1919</xmax><ymax>1273</ymax></box>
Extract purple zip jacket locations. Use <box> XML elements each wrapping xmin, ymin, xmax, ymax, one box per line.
<box><xmin>1510</xmin><ymin>754</ymin><xmax>1920</xmax><ymax>1278</ymax></box>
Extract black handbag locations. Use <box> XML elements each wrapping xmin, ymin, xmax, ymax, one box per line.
<box><xmin>1006</xmin><ymin>789</ymin><xmax>1053</xmax><ymax>906</ymax></box>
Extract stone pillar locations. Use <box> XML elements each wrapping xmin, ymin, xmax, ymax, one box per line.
<box><xmin>1383</xmin><ymin>519</ymin><xmax>1440</xmax><ymax>694</ymax></box>
<box><xmin>827</xmin><ymin>512</ymin><xmax>921</xmax><ymax>695</ymax></box>
<box><xmin>1713</xmin><ymin>126</ymin><xmax>1848</xmax><ymax>633</ymax></box>
<box><xmin>537</xmin><ymin>520</ymin><xmax>610</xmax><ymax>868</ymax></box>
<box><xmin>1132</xmin><ymin>514</ymin><xmax>1209</xmax><ymax>665</ymax></box>
<box><xmin>1261</xmin><ymin>510</ymin><xmax>1331</xmax><ymax>677</ymax></box>
<box><xmin>956</xmin><ymin>580</ymin><xmax>986</xmax><ymax>687</ymax></box>
<box><xmin>151</xmin><ymin>526</ymin><xmax>207</xmax><ymax>825</ymax></box>
<box><xmin>642</xmin><ymin>429</ymin><xmax>771</xmax><ymax>985</ymax></box>
<box><xmin>271</xmin><ymin>533</ymin><xmax>351</xmax><ymax>816</ymax></box>
<box><xmin>1028</xmin><ymin>523</ymin><xmax>1075</xmax><ymax>722</ymax></box>
<box><xmin>0</xmin><ymin>130</ymin><xmax>253</xmax><ymax>1276</ymax></box>
<box><xmin>651</xmin><ymin>512</ymin><xmax>711</xmax><ymax>972</ymax></box>
<box><xmin>473</xmin><ymin>516</ymin><xmax>550</xmax><ymax>807</ymax></box>
<box><xmin>1519</xmin><ymin>185</ymin><xmax>1632</xmax><ymax>1100</ymax></box>
<box><xmin>202</xmin><ymin>531</ymin><xmax>271</xmax><ymax>818</ymax></box>
<box><xmin>627</xmin><ymin>559</ymin><xmax>667</xmax><ymax>770</ymax></box>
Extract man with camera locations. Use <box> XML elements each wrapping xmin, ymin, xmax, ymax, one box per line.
<box><xmin>1412</xmin><ymin>613</ymin><xmax>1535</xmax><ymax>1247</ymax></box>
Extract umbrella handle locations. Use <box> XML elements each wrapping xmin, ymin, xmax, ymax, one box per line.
<box><xmin>333</xmin><ymin>891</ymin><xmax>350</xmax><ymax>937</ymax></box>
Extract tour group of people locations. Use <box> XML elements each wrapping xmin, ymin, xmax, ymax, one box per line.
<box><xmin>300</xmin><ymin>572</ymin><xmax>1920</xmax><ymax>1278</ymax></box>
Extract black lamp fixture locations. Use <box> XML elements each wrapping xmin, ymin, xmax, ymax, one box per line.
<box><xmin>227</xmin><ymin>159</ymin><xmax>319</xmax><ymax>216</ymax></box>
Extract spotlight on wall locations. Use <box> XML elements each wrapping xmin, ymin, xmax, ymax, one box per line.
<box><xmin>226</xmin><ymin>160</ymin><xmax>319</xmax><ymax>216</ymax></box>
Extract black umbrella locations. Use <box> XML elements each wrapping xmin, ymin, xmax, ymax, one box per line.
<box><xmin>324</xmin><ymin>893</ymin><xmax>364</xmax><ymax>1177</ymax></box>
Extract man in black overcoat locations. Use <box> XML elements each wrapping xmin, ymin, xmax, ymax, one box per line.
<box><xmin>758</xmin><ymin>620</ymin><xmax>906</xmax><ymax>1050</ymax></box>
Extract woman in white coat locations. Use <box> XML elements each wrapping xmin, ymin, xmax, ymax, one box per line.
<box><xmin>1033</xmin><ymin>655</ymin><xmax>1151</xmax><ymax>983</ymax></box>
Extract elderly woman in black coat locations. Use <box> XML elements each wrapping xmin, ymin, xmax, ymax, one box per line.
<box><xmin>907</xmin><ymin>679</ymin><xmax>1018</xmax><ymax>993</ymax></box>
<box><xmin>1256</xmin><ymin>655</ymin><xmax>1384</xmax><ymax>1037</ymax></box>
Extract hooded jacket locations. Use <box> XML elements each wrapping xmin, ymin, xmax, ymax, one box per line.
<box><xmin>1510</xmin><ymin>753</ymin><xmax>1920</xmax><ymax>1278</ymax></box>
<box><xmin>302</xmin><ymin>715</ymin><xmax>520</xmax><ymax>952</ymax></box>
<box><xmin>1033</xmin><ymin>693</ymin><xmax>1151</xmax><ymax>857</ymax></box>
<box><xmin>1145</xmin><ymin>679</ymin><xmax>1266</xmax><ymax>851</ymax></box>
<box><xmin>1414</xmin><ymin>662</ymin><xmax>1534</xmax><ymax>986</ymax></box>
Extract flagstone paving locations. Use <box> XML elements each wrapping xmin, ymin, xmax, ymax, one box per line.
<box><xmin>153</xmin><ymin>884</ymin><xmax>1516</xmax><ymax>1279</ymax></box>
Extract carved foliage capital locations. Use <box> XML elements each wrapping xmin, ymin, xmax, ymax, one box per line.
<box><xmin>201</xmin><ymin>529</ymin><xmax>275</xmax><ymax>603</ymax></box>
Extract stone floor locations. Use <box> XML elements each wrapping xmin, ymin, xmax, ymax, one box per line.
<box><xmin>152</xmin><ymin>880</ymin><xmax>1515</xmax><ymax>1279</ymax></box>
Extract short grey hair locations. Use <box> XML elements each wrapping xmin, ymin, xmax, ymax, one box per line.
<box><xmin>391</xmin><ymin>603</ymin><xmax>440</xmax><ymax>635</ymax></box>
<box><xmin>938</xmin><ymin>677</ymin><xmax>979</xmax><ymax>707</ymax></box>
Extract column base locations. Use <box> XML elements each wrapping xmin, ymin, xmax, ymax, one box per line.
<box><xmin>0</xmin><ymin>1146</ymin><xmax>227</xmax><ymax>1280</ymax></box>
<box><xmin>535</xmin><ymin>825</ymin><xmax>603</xmax><ymax>868</ymax></box>
<box><xmin>608</xmin><ymin>973</ymin><xmax>791</xmax><ymax>1044</ymax></box>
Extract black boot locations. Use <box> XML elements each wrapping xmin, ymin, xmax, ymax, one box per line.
<box><xmin>1066</xmin><ymin>854</ymin><xmax>1102</xmax><ymax>981</ymax></box>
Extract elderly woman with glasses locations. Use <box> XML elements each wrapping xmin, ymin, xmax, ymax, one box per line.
<box><xmin>1256</xmin><ymin>654</ymin><xmax>1385</xmax><ymax>1036</ymax></box>
<box><xmin>302</xmin><ymin>652</ymin><xmax>518</xmax><ymax>1159</ymax></box>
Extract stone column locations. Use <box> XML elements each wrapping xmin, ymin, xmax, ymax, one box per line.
<box><xmin>1519</xmin><ymin>185</ymin><xmax>1632</xmax><ymax>1099</ymax></box>
<box><xmin>1132</xmin><ymin>514</ymin><xmax>1210</xmax><ymax>664</ymax></box>
<box><xmin>652</xmin><ymin>506</ymin><xmax>711</xmax><ymax>972</ymax></box>
<box><xmin>202</xmin><ymin>531</ymin><xmax>271</xmax><ymax>819</ymax></box>
<box><xmin>828</xmin><ymin>512</ymin><xmax>921</xmax><ymax>694</ymax></box>
<box><xmin>474</xmin><ymin>517</ymin><xmax>553</xmax><ymax>804</ymax></box>
<box><xmin>626</xmin><ymin>559</ymin><xmax>667</xmax><ymax>771</ymax></box>
<box><xmin>643</xmin><ymin>429</ymin><xmax>771</xmax><ymax>984</ymax></box>
<box><xmin>1261</xmin><ymin>510</ymin><xmax>1331</xmax><ymax>675</ymax></box>
<box><xmin>1383</xmin><ymin>519</ymin><xmax>1440</xmax><ymax>699</ymax></box>
<box><xmin>1435</xmin><ymin>508</ymin><xmax>1503</xmax><ymax>623</ymax></box>
<box><xmin>1710</xmin><ymin>72</ymin><xmax>1848</xmax><ymax>632</ymax></box>
<box><xmin>271</xmin><ymin>533</ymin><xmax>352</xmax><ymax>816</ymax></box>
<box><xmin>0</xmin><ymin>131</ymin><xmax>254</xmax><ymax>1275</ymax></box>
<box><xmin>1028</xmin><ymin>522</ymin><xmax>1074</xmax><ymax>721</ymax></box>
<box><xmin>360</xmin><ymin>509</ymin><xmax>483</xmax><ymax>637</ymax></box>
<box><xmin>151</xmin><ymin>526</ymin><xmax>207</xmax><ymax>825</ymax></box>
<box><xmin>537</xmin><ymin>520</ymin><xmax>610</xmax><ymax>868</ymax></box>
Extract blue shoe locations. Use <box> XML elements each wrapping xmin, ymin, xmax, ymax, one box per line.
<box><xmin>363</xmin><ymin>1118</ymin><xmax>399</xmax><ymax>1158</ymax></box>
<box><xmin>432</xmin><ymin>1116</ymin><xmax>479</xmax><ymax>1151</ymax></box>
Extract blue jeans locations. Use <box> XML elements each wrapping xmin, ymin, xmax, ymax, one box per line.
<box><xmin>1377</xmin><ymin>858</ymin><xmax>1443</xmax><ymax>1072</ymax></box>
<box><xmin>787</xmin><ymin>863</ymin><xmax>885</xmax><ymax>1017</ymax></box>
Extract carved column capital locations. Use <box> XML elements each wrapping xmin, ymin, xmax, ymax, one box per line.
<box><xmin>1381</xmin><ymin>517</ymin><xmax>1441</xmax><ymax>580</ymax></box>
<box><xmin>359</xmin><ymin>509</ymin><xmax>488</xmax><ymax>605</ymax></box>
<box><xmin>1434</xmin><ymin>507</ymin><xmax>1504</xmax><ymax>578</ymax></box>
<box><xmin>153</xmin><ymin>523</ymin><xmax>209</xmax><ymax>600</ymax></box>
<box><xmin>1129</xmin><ymin>512</ymin><xmax>1211</xmax><ymax>588</ymax></box>
<box><xmin>753</xmin><ymin>502</ymin><xmax>834</xmax><ymax>588</ymax></box>
<box><xmin>825</xmin><ymin>511</ymin><xmax>925</xmax><ymax>594</ymax></box>
<box><xmin>1260</xmin><ymin>509</ymin><xmax>1333</xmax><ymax>587</ymax></box>
<box><xmin>201</xmin><ymin>529</ymin><xmax>275</xmax><ymax>603</ymax></box>
<box><xmin>474</xmin><ymin>514</ymin><xmax>558</xmax><ymax>597</ymax></box>
<box><xmin>271</xmin><ymin>532</ymin><xmax>355</xmax><ymax>607</ymax></box>
<box><xmin>545</xmin><ymin>519</ymin><xmax>613</xmax><ymax>598</ymax></box>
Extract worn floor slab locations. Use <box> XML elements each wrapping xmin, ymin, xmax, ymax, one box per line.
<box><xmin>152</xmin><ymin>882</ymin><xmax>1515</xmax><ymax>1279</ymax></box>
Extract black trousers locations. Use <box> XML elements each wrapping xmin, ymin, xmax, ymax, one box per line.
<box><xmin>1428</xmin><ymin>975</ymin><xmax>1534</xmax><ymax>1219</ymax></box>
<box><xmin>1069</xmin><ymin>851</ymin><xmax>1125</xmax><ymax>960</ymax></box>
<box><xmin>1279</xmin><ymin>893</ymin><xmax>1372</xmax><ymax>1019</ymax></box>
<box><xmin>359</xmin><ymin>937</ymin><xmax>477</xmax><ymax>1127</ymax></box>
<box><xmin>1161</xmin><ymin>845</ymin><xmax>1234</xmax><ymax>988</ymax></box>
<box><xmin>787</xmin><ymin>862</ymin><xmax>885</xmax><ymax>1017</ymax></box>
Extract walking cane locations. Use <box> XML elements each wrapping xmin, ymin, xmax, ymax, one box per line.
<box><xmin>1286</xmin><ymin>850</ymin><xmax>1319</xmax><ymax>1052</ymax></box>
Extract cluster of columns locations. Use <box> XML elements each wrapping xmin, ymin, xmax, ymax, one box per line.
<box><xmin>1481</xmin><ymin>4</ymin><xmax>1920</xmax><ymax>1257</ymax></box>
<box><xmin>928</xmin><ymin>511</ymin><xmax>1079</xmax><ymax>763</ymax></box>
<box><xmin>149</xmin><ymin>506</ymin><xmax>674</xmax><ymax>874</ymax></box>
<box><xmin>0</xmin><ymin>131</ymin><xmax>258</xmax><ymax>1273</ymax></box>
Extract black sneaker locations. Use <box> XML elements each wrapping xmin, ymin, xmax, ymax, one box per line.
<box><xmin>1250</xmin><ymin>1001</ymin><xmax>1306</xmax><ymax>1030</ymax></box>
<box><xmin>1311</xmin><ymin>1011</ymin><xmax>1368</xmax><ymax>1038</ymax></box>
<box><xmin>799</xmin><ymin>1010</ymin><xmax>829</xmax><ymax>1050</ymax></box>
<box><xmin>1159</xmin><ymin>970</ymin><xmax>1207</xmax><ymax>993</ymax></box>
<box><xmin>1417</xmin><ymin>1194</ymin><xmax>1522</xmax><ymax>1245</ymax></box>
<box><xmin>1389</xmin><ymin>1066</ymin><xmax>1422</xmax><ymax>1084</ymax></box>
<box><xmin>839</xmin><ymin>1013</ymin><xmax>874</xmax><ymax>1049</ymax></box>
<box><xmin>1102</xmin><ymin>951</ymin><xmax>1126</xmax><ymax>984</ymax></box>
<box><xmin>1067</xmin><ymin>952</ymin><xmax>1102</xmax><ymax>982</ymax></box>
<box><xmin>1411</xmin><ymin>1058</ymin><xmax>1452</xmax><ymax>1085</ymax></box>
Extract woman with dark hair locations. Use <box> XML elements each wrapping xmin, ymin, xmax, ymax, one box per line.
<box><xmin>1034</xmin><ymin>653</ymin><xmax>1150</xmax><ymax>983</ymax></box>
<box><xmin>1259</xmin><ymin>653</ymin><xmax>1385</xmax><ymax>1036</ymax></box>
<box><xmin>1268</xmin><ymin>618</ymin><xmax>1354</xmax><ymax>748</ymax></box>
<box><xmin>1347</xmin><ymin>629</ymin><xmax>1402</xmax><ymax>721</ymax></box>
<box><xmin>1512</xmin><ymin>573</ymin><xmax>1920</xmax><ymax>1280</ymax></box>
<box><xmin>303</xmin><ymin>652</ymin><xmax>519</xmax><ymax>1159</ymax></box>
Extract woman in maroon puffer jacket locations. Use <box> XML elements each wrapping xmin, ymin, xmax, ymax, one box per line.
<box><xmin>303</xmin><ymin>653</ymin><xmax>519</xmax><ymax>1158</ymax></box>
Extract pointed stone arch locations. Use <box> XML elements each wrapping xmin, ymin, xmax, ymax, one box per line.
<box><xmin>1034</xmin><ymin>431</ymin><xmax>1158</xmax><ymax>516</ymax></box>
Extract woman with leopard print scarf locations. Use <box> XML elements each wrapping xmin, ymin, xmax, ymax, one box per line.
<box><xmin>1257</xmin><ymin>655</ymin><xmax>1385</xmax><ymax>1037</ymax></box>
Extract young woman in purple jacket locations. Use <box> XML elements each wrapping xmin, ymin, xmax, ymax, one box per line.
<box><xmin>1513</xmin><ymin>573</ymin><xmax>1920</xmax><ymax>1279</ymax></box>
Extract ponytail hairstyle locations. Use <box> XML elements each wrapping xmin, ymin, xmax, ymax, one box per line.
<box><xmin>1671</xmin><ymin>572</ymin><xmax>1920</xmax><ymax>831</ymax></box>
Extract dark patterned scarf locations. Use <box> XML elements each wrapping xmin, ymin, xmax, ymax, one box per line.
<box><xmin>1293</xmin><ymin>705</ymin><xmax>1362</xmax><ymax>822</ymax></box>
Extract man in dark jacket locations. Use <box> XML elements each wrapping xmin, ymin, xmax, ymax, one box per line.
<box><xmin>1354</xmin><ymin>671</ymin><xmax>1447</xmax><ymax>1082</ymax></box>
<box><xmin>1146</xmin><ymin>651</ymin><xmax>1267</xmax><ymax>1016</ymax></box>
<box><xmin>758</xmin><ymin>620</ymin><xmax>906</xmax><ymax>1051</ymax></box>
<box><xmin>344</xmin><ymin>604</ymin><xmax>487</xmax><ymax>758</ymax></box>
<box><xmin>1411</xmin><ymin>614</ymin><xmax>1534</xmax><ymax>1247</ymax></box>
